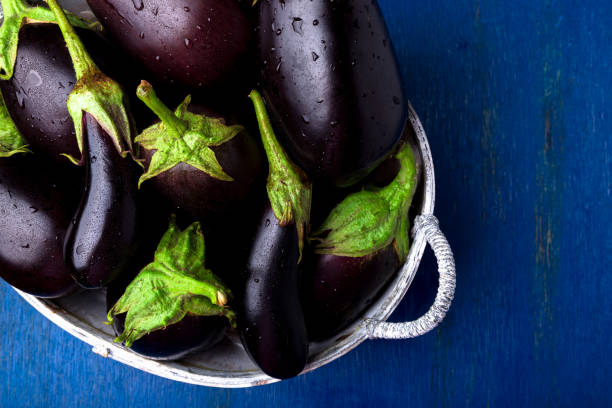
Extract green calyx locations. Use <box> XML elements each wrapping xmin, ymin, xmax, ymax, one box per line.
<box><xmin>47</xmin><ymin>0</ymin><xmax>133</xmax><ymax>164</ymax></box>
<box><xmin>0</xmin><ymin>88</ymin><xmax>28</xmax><ymax>157</ymax></box>
<box><xmin>135</xmin><ymin>80</ymin><xmax>244</xmax><ymax>187</ymax></box>
<box><xmin>0</xmin><ymin>0</ymin><xmax>92</xmax><ymax>80</ymax></box>
<box><xmin>249</xmin><ymin>89</ymin><xmax>312</xmax><ymax>259</ymax></box>
<box><xmin>312</xmin><ymin>142</ymin><xmax>418</xmax><ymax>261</ymax></box>
<box><xmin>106</xmin><ymin>216</ymin><xmax>236</xmax><ymax>348</ymax></box>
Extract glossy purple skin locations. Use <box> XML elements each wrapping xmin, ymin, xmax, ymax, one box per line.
<box><xmin>0</xmin><ymin>23</ymin><xmax>133</xmax><ymax>162</ymax></box>
<box><xmin>106</xmin><ymin>278</ymin><xmax>227</xmax><ymax>361</ymax></box>
<box><xmin>86</xmin><ymin>0</ymin><xmax>252</xmax><ymax>90</ymax></box>
<box><xmin>65</xmin><ymin>114</ymin><xmax>141</xmax><ymax>289</ymax></box>
<box><xmin>303</xmin><ymin>245</ymin><xmax>401</xmax><ymax>341</ymax></box>
<box><xmin>141</xmin><ymin>105</ymin><xmax>264</xmax><ymax>225</ymax></box>
<box><xmin>240</xmin><ymin>204</ymin><xmax>308</xmax><ymax>379</ymax></box>
<box><xmin>257</xmin><ymin>0</ymin><xmax>406</xmax><ymax>186</ymax></box>
<box><xmin>0</xmin><ymin>155</ymin><xmax>81</xmax><ymax>298</ymax></box>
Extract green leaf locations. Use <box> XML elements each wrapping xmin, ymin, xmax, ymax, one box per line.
<box><xmin>0</xmin><ymin>88</ymin><xmax>29</xmax><ymax>157</ymax></box>
<box><xmin>135</xmin><ymin>81</ymin><xmax>244</xmax><ymax>187</ymax></box>
<box><xmin>248</xmin><ymin>89</ymin><xmax>312</xmax><ymax>259</ymax></box>
<box><xmin>311</xmin><ymin>142</ymin><xmax>418</xmax><ymax>261</ymax></box>
<box><xmin>107</xmin><ymin>216</ymin><xmax>236</xmax><ymax>348</ymax></box>
<box><xmin>46</xmin><ymin>0</ymin><xmax>134</xmax><ymax>163</ymax></box>
<box><xmin>0</xmin><ymin>0</ymin><xmax>92</xmax><ymax>80</ymax></box>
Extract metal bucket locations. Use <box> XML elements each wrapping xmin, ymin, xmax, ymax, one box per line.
<box><xmin>3</xmin><ymin>1</ymin><xmax>456</xmax><ymax>388</ymax></box>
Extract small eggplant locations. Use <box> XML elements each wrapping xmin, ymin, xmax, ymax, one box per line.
<box><xmin>45</xmin><ymin>0</ymin><xmax>140</xmax><ymax>288</ymax></box>
<box><xmin>0</xmin><ymin>155</ymin><xmax>81</xmax><ymax>298</ymax></box>
<box><xmin>135</xmin><ymin>81</ymin><xmax>263</xmax><ymax>224</ymax></box>
<box><xmin>240</xmin><ymin>90</ymin><xmax>311</xmax><ymax>379</ymax></box>
<box><xmin>106</xmin><ymin>217</ymin><xmax>235</xmax><ymax>359</ymax></box>
<box><xmin>106</xmin><ymin>264</ymin><xmax>228</xmax><ymax>360</ymax></box>
<box><xmin>304</xmin><ymin>142</ymin><xmax>419</xmax><ymax>340</ymax></box>
<box><xmin>257</xmin><ymin>0</ymin><xmax>407</xmax><ymax>186</ymax></box>
<box><xmin>65</xmin><ymin>113</ymin><xmax>140</xmax><ymax>288</ymax></box>
<box><xmin>86</xmin><ymin>0</ymin><xmax>252</xmax><ymax>90</ymax></box>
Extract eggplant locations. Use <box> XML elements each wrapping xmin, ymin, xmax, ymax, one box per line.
<box><xmin>86</xmin><ymin>0</ymin><xmax>252</xmax><ymax>91</ymax></box>
<box><xmin>0</xmin><ymin>17</ymin><xmax>139</xmax><ymax>162</ymax></box>
<box><xmin>44</xmin><ymin>0</ymin><xmax>141</xmax><ymax>288</ymax></box>
<box><xmin>135</xmin><ymin>81</ymin><xmax>264</xmax><ymax>224</ymax></box>
<box><xmin>106</xmin><ymin>217</ymin><xmax>235</xmax><ymax>359</ymax></box>
<box><xmin>239</xmin><ymin>90</ymin><xmax>311</xmax><ymax>379</ymax></box>
<box><xmin>0</xmin><ymin>155</ymin><xmax>81</xmax><ymax>298</ymax></box>
<box><xmin>257</xmin><ymin>0</ymin><xmax>407</xmax><ymax>186</ymax></box>
<box><xmin>65</xmin><ymin>113</ymin><xmax>140</xmax><ymax>288</ymax></box>
<box><xmin>304</xmin><ymin>142</ymin><xmax>419</xmax><ymax>340</ymax></box>
<box><xmin>107</xmin><ymin>273</ymin><xmax>227</xmax><ymax>361</ymax></box>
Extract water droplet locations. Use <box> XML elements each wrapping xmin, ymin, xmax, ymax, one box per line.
<box><xmin>275</xmin><ymin>28</ymin><xmax>282</xmax><ymax>36</ymax></box>
<box><xmin>155</xmin><ymin>55</ymin><xmax>160</xmax><ymax>61</ymax></box>
<box><xmin>330</xmin><ymin>121</ymin><xmax>338</xmax><ymax>127</ymax></box>
<box><xmin>76</xmin><ymin>244</ymin><xmax>85</xmax><ymax>255</ymax></box>
<box><xmin>312</xmin><ymin>51</ymin><xmax>319</xmax><ymax>61</ymax></box>
<box><xmin>15</xmin><ymin>87</ymin><xmax>27</xmax><ymax>108</ymax></box>
<box><xmin>292</xmin><ymin>17</ymin><xmax>304</xmax><ymax>35</ymax></box>
<box><xmin>21</xmin><ymin>243</ymin><xmax>30</xmax><ymax>249</ymax></box>
<box><xmin>254</xmin><ymin>278</ymin><xmax>260</xmax><ymax>283</ymax></box>
<box><xmin>24</xmin><ymin>70</ymin><xmax>42</xmax><ymax>89</ymax></box>
<box><xmin>131</xmin><ymin>0</ymin><xmax>144</xmax><ymax>11</ymax></box>
<box><xmin>152</xmin><ymin>6</ymin><xmax>158</xmax><ymax>15</ymax></box>
<box><xmin>196</xmin><ymin>24</ymin><xmax>202</xmax><ymax>30</ymax></box>
<box><xmin>91</xmin><ymin>156</ymin><xmax>97</xmax><ymax>163</ymax></box>
<box><xmin>275</xmin><ymin>60</ymin><xmax>282</xmax><ymax>72</ymax></box>
<box><xmin>184</xmin><ymin>38</ymin><xmax>193</xmax><ymax>49</ymax></box>
<box><xmin>301</xmin><ymin>114</ymin><xmax>310</xmax><ymax>124</ymax></box>
<box><xmin>29</xmin><ymin>206</ymin><xmax>38</xmax><ymax>213</ymax></box>
<box><xmin>139</xmin><ymin>32</ymin><xmax>145</xmax><ymax>39</ymax></box>
<box><xmin>317</xmin><ymin>99</ymin><xmax>324</xmax><ymax>103</ymax></box>
<box><xmin>313</xmin><ymin>19</ymin><xmax>319</xmax><ymax>26</ymax></box>
<box><xmin>265</xmin><ymin>219</ymin><xmax>271</xmax><ymax>227</ymax></box>
<box><xmin>393</xmin><ymin>96</ymin><xmax>401</xmax><ymax>105</ymax></box>
<box><xmin>183</xmin><ymin>6</ymin><xmax>190</xmax><ymax>12</ymax></box>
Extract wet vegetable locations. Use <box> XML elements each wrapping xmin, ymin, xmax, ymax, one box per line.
<box><xmin>135</xmin><ymin>81</ymin><xmax>263</xmax><ymax>223</ymax></box>
<box><xmin>0</xmin><ymin>154</ymin><xmax>81</xmax><ymax>298</ymax></box>
<box><xmin>106</xmin><ymin>216</ymin><xmax>235</xmax><ymax>356</ymax></box>
<box><xmin>44</xmin><ymin>0</ymin><xmax>139</xmax><ymax>288</ymax></box>
<box><xmin>240</xmin><ymin>90</ymin><xmax>311</xmax><ymax>379</ymax></box>
<box><xmin>86</xmin><ymin>0</ymin><xmax>252</xmax><ymax>90</ymax></box>
<box><xmin>304</xmin><ymin>142</ymin><xmax>418</xmax><ymax>339</ymax></box>
<box><xmin>257</xmin><ymin>0</ymin><xmax>407</xmax><ymax>186</ymax></box>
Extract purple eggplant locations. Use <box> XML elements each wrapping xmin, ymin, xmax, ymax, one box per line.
<box><xmin>107</xmin><ymin>273</ymin><xmax>227</xmax><ymax>361</ymax></box>
<box><xmin>106</xmin><ymin>217</ymin><xmax>235</xmax><ymax>359</ymax></box>
<box><xmin>239</xmin><ymin>90</ymin><xmax>311</xmax><ymax>379</ymax></box>
<box><xmin>86</xmin><ymin>0</ymin><xmax>252</xmax><ymax>91</ymax></box>
<box><xmin>257</xmin><ymin>0</ymin><xmax>406</xmax><ymax>186</ymax></box>
<box><xmin>65</xmin><ymin>113</ymin><xmax>140</xmax><ymax>288</ymax></box>
<box><xmin>135</xmin><ymin>81</ymin><xmax>263</xmax><ymax>224</ymax></box>
<box><xmin>304</xmin><ymin>142</ymin><xmax>419</xmax><ymax>340</ymax></box>
<box><xmin>0</xmin><ymin>155</ymin><xmax>81</xmax><ymax>298</ymax></box>
<box><xmin>43</xmin><ymin>0</ymin><xmax>140</xmax><ymax>288</ymax></box>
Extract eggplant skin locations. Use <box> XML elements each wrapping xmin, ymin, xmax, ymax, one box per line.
<box><xmin>0</xmin><ymin>24</ymin><xmax>132</xmax><ymax>162</ymax></box>
<box><xmin>141</xmin><ymin>105</ymin><xmax>264</xmax><ymax>225</ymax></box>
<box><xmin>65</xmin><ymin>114</ymin><xmax>141</xmax><ymax>289</ymax></box>
<box><xmin>106</xmin><ymin>279</ymin><xmax>227</xmax><ymax>361</ymax></box>
<box><xmin>0</xmin><ymin>156</ymin><xmax>81</xmax><ymax>298</ymax></box>
<box><xmin>303</xmin><ymin>246</ymin><xmax>401</xmax><ymax>341</ymax></box>
<box><xmin>258</xmin><ymin>0</ymin><xmax>406</xmax><ymax>186</ymax></box>
<box><xmin>86</xmin><ymin>0</ymin><xmax>252</xmax><ymax>90</ymax></box>
<box><xmin>240</xmin><ymin>205</ymin><xmax>308</xmax><ymax>379</ymax></box>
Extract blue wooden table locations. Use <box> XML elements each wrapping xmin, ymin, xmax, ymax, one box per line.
<box><xmin>2</xmin><ymin>0</ymin><xmax>611</xmax><ymax>406</ymax></box>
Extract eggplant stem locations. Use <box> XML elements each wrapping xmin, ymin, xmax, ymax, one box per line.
<box><xmin>136</xmin><ymin>81</ymin><xmax>189</xmax><ymax>139</ymax></box>
<box><xmin>46</xmin><ymin>0</ymin><xmax>99</xmax><ymax>79</ymax></box>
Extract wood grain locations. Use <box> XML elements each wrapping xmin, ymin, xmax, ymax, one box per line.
<box><xmin>1</xmin><ymin>0</ymin><xmax>611</xmax><ymax>406</ymax></box>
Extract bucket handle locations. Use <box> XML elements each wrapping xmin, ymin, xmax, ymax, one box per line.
<box><xmin>365</xmin><ymin>214</ymin><xmax>456</xmax><ymax>339</ymax></box>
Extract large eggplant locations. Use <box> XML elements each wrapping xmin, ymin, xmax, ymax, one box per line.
<box><xmin>257</xmin><ymin>0</ymin><xmax>407</xmax><ymax>186</ymax></box>
<box><xmin>135</xmin><ymin>81</ymin><xmax>263</xmax><ymax>225</ymax></box>
<box><xmin>304</xmin><ymin>142</ymin><xmax>419</xmax><ymax>340</ymax></box>
<box><xmin>0</xmin><ymin>155</ymin><xmax>81</xmax><ymax>298</ymax></box>
<box><xmin>0</xmin><ymin>18</ymin><xmax>138</xmax><ymax>162</ymax></box>
<box><xmin>86</xmin><ymin>0</ymin><xmax>252</xmax><ymax>91</ymax></box>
